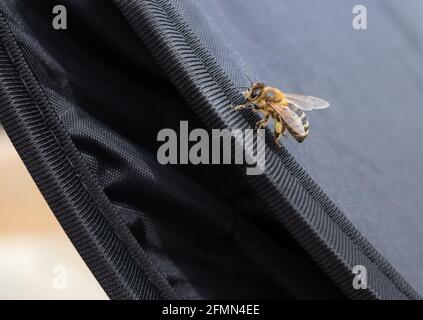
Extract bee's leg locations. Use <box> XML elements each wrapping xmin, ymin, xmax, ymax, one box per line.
<box><xmin>274</xmin><ymin>118</ymin><xmax>284</xmax><ymax>147</ymax></box>
<box><xmin>255</xmin><ymin>113</ymin><xmax>270</xmax><ymax>130</ymax></box>
<box><xmin>251</xmin><ymin>104</ymin><xmax>261</xmax><ymax>113</ymax></box>
<box><xmin>233</xmin><ymin>103</ymin><xmax>254</xmax><ymax>110</ymax></box>
<box><xmin>233</xmin><ymin>104</ymin><xmax>246</xmax><ymax>110</ymax></box>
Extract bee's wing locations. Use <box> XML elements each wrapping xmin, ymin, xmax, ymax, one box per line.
<box><xmin>270</xmin><ymin>103</ymin><xmax>307</xmax><ymax>136</ymax></box>
<box><xmin>285</xmin><ymin>93</ymin><xmax>330</xmax><ymax>111</ymax></box>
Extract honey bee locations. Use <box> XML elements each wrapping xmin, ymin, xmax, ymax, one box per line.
<box><xmin>234</xmin><ymin>82</ymin><xmax>330</xmax><ymax>145</ymax></box>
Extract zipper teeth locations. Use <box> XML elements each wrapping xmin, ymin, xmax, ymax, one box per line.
<box><xmin>114</xmin><ymin>0</ymin><xmax>420</xmax><ymax>300</ymax></box>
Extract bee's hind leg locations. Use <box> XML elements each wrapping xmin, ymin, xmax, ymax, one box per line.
<box><xmin>255</xmin><ymin>113</ymin><xmax>270</xmax><ymax>130</ymax></box>
<box><xmin>274</xmin><ymin>118</ymin><xmax>285</xmax><ymax>147</ymax></box>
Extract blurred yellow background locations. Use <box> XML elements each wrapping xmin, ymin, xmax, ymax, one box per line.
<box><xmin>0</xmin><ymin>126</ymin><xmax>108</xmax><ymax>299</ymax></box>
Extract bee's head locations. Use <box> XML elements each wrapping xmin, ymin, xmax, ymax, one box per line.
<box><xmin>245</xmin><ymin>82</ymin><xmax>265</xmax><ymax>102</ymax></box>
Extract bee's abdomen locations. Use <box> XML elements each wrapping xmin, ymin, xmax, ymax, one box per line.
<box><xmin>287</xmin><ymin>104</ymin><xmax>310</xmax><ymax>142</ymax></box>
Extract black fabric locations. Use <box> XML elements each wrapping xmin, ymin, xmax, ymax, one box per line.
<box><xmin>113</xmin><ymin>0</ymin><xmax>420</xmax><ymax>299</ymax></box>
<box><xmin>174</xmin><ymin>0</ymin><xmax>423</xmax><ymax>296</ymax></box>
<box><xmin>0</xmin><ymin>8</ymin><xmax>173</xmax><ymax>300</ymax></box>
<box><xmin>0</xmin><ymin>0</ymin><xmax>420</xmax><ymax>300</ymax></box>
<box><xmin>0</xmin><ymin>0</ymin><xmax>346</xmax><ymax>299</ymax></box>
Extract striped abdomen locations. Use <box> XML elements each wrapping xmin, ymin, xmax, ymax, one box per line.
<box><xmin>285</xmin><ymin>104</ymin><xmax>310</xmax><ymax>142</ymax></box>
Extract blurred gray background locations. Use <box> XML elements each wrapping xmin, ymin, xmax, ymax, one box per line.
<box><xmin>0</xmin><ymin>126</ymin><xmax>107</xmax><ymax>299</ymax></box>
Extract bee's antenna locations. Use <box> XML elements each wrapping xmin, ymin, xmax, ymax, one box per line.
<box><xmin>241</xmin><ymin>70</ymin><xmax>254</xmax><ymax>86</ymax></box>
